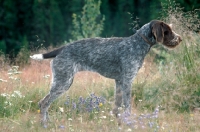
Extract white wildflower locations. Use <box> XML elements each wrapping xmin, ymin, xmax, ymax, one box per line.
<box><xmin>100</xmin><ymin>116</ymin><xmax>106</xmax><ymax>119</ymax></box>
<box><xmin>12</xmin><ymin>66</ymin><xmax>19</xmax><ymax>69</ymax></box>
<box><xmin>134</xmin><ymin>125</ymin><xmax>138</xmax><ymax>129</ymax></box>
<box><xmin>11</xmin><ymin>94</ymin><xmax>15</xmax><ymax>97</ymax></box>
<box><xmin>68</xmin><ymin>118</ymin><xmax>72</xmax><ymax>121</ymax></box>
<box><xmin>59</xmin><ymin>107</ymin><xmax>64</xmax><ymax>112</ymax></box>
<box><xmin>117</xmin><ymin>113</ymin><xmax>121</xmax><ymax>117</ymax></box>
<box><xmin>9</xmin><ymin>76</ymin><xmax>17</xmax><ymax>80</ymax></box>
<box><xmin>8</xmin><ymin>73</ymin><xmax>13</xmax><ymax>75</ymax></box>
<box><xmin>118</xmin><ymin>107</ymin><xmax>123</xmax><ymax>110</ymax></box>
<box><xmin>0</xmin><ymin>79</ymin><xmax>7</xmax><ymax>82</ymax></box>
<box><xmin>127</xmin><ymin>128</ymin><xmax>132</xmax><ymax>131</ymax></box>
<box><xmin>110</xmin><ymin>111</ymin><xmax>114</xmax><ymax>116</ymax></box>
<box><xmin>1</xmin><ymin>93</ymin><xmax>8</xmax><ymax>97</ymax></box>
<box><xmin>14</xmin><ymin>91</ymin><xmax>23</xmax><ymax>98</ymax></box>
<box><xmin>5</xmin><ymin>101</ymin><xmax>12</xmax><ymax>106</ymax></box>
<box><xmin>43</xmin><ymin>75</ymin><xmax>50</xmax><ymax>79</ymax></box>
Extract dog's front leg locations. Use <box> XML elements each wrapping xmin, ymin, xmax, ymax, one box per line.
<box><xmin>113</xmin><ymin>79</ymin><xmax>132</xmax><ymax>116</ymax></box>
<box><xmin>121</xmin><ymin>79</ymin><xmax>132</xmax><ymax>113</ymax></box>
<box><xmin>113</xmin><ymin>80</ymin><xmax>123</xmax><ymax>117</ymax></box>
<box><xmin>113</xmin><ymin>79</ymin><xmax>132</xmax><ymax>125</ymax></box>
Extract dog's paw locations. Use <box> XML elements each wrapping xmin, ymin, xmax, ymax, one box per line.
<box><xmin>30</xmin><ymin>54</ymin><xmax>43</xmax><ymax>60</ymax></box>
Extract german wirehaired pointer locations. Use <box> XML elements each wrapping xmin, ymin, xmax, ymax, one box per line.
<box><xmin>30</xmin><ymin>20</ymin><xmax>182</xmax><ymax>125</ymax></box>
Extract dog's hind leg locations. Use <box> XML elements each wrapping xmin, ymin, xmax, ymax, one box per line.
<box><xmin>38</xmin><ymin>59</ymin><xmax>75</xmax><ymax>126</ymax></box>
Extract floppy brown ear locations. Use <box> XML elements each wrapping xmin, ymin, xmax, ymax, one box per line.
<box><xmin>152</xmin><ymin>21</ymin><xmax>164</xmax><ymax>43</ymax></box>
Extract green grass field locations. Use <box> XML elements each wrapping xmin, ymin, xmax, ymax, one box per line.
<box><xmin>1</xmin><ymin>46</ymin><xmax>200</xmax><ymax>132</ymax></box>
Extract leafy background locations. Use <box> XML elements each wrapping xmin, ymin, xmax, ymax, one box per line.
<box><xmin>0</xmin><ymin>0</ymin><xmax>199</xmax><ymax>60</ymax></box>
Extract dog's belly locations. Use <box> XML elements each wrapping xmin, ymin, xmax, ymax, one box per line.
<box><xmin>94</xmin><ymin>68</ymin><xmax>121</xmax><ymax>79</ymax></box>
<box><xmin>78</xmin><ymin>62</ymin><xmax>122</xmax><ymax>79</ymax></box>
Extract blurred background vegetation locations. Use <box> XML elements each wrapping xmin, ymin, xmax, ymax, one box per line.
<box><xmin>0</xmin><ymin>0</ymin><xmax>199</xmax><ymax>61</ymax></box>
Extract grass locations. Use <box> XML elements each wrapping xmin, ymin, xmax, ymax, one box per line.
<box><xmin>0</xmin><ymin>54</ymin><xmax>200</xmax><ymax>132</ymax></box>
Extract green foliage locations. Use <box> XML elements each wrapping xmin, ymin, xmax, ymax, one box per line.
<box><xmin>71</xmin><ymin>0</ymin><xmax>105</xmax><ymax>40</ymax></box>
<box><xmin>161</xmin><ymin>0</ymin><xmax>200</xmax><ymax>32</ymax></box>
<box><xmin>101</xmin><ymin>0</ymin><xmax>137</xmax><ymax>37</ymax></box>
<box><xmin>15</xmin><ymin>36</ymin><xmax>30</xmax><ymax>66</ymax></box>
<box><xmin>174</xmin><ymin>38</ymin><xmax>200</xmax><ymax>112</ymax></box>
<box><xmin>0</xmin><ymin>89</ymin><xmax>44</xmax><ymax>118</ymax></box>
<box><xmin>132</xmin><ymin>81</ymin><xmax>146</xmax><ymax>107</ymax></box>
<box><xmin>134</xmin><ymin>1</ymin><xmax>200</xmax><ymax>113</ymax></box>
<box><xmin>101</xmin><ymin>87</ymin><xmax>114</xmax><ymax>101</ymax></box>
<box><xmin>32</xmin><ymin>0</ymin><xmax>65</xmax><ymax>47</ymax></box>
<box><xmin>160</xmin><ymin>0</ymin><xmax>200</xmax><ymax>112</ymax></box>
<box><xmin>166</xmin><ymin>0</ymin><xmax>200</xmax><ymax>12</ymax></box>
<box><xmin>1</xmin><ymin>0</ymin><xmax>200</xmax><ymax>61</ymax></box>
<box><xmin>0</xmin><ymin>96</ymin><xmax>8</xmax><ymax>117</ymax></box>
<box><xmin>0</xmin><ymin>40</ymin><xmax>6</xmax><ymax>54</ymax></box>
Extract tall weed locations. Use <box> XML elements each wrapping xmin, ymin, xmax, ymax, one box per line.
<box><xmin>137</xmin><ymin>0</ymin><xmax>200</xmax><ymax>112</ymax></box>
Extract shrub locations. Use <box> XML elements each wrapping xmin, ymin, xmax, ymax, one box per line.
<box><xmin>70</xmin><ymin>0</ymin><xmax>105</xmax><ymax>41</ymax></box>
<box><xmin>159</xmin><ymin>0</ymin><xmax>200</xmax><ymax>112</ymax></box>
<box><xmin>134</xmin><ymin>0</ymin><xmax>200</xmax><ymax>112</ymax></box>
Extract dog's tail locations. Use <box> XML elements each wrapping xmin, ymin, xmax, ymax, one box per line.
<box><xmin>30</xmin><ymin>46</ymin><xmax>65</xmax><ymax>60</ymax></box>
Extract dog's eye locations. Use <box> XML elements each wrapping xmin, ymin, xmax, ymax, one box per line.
<box><xmin>164</xmin><ymin>31</ymin><xmax>169</xmax><ymax>35</ymax></box>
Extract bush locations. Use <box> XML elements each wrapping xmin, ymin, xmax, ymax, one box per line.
<box><xmin>70</xmin><ymin>0</ymin><xmax>105</xmax><ymax>41</ymax></box>
<box><xmin>134</xmin><ymin>0</ymin><xmax>200</xmax><ymax>112</ymax></box>
<box><xmin>15</xmin><ymin>36</ymin><xmax>30</xmax><ymax>66</ymax></box>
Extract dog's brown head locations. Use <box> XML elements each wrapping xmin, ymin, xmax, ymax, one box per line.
<box><xmin>150</xmin><ymin>20</ymin><xmax>182</xmax><ymax>48</ymax></box>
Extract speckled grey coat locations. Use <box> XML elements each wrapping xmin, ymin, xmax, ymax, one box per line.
<box><xmin>30</xmin><ymin>20</ymin><xmax>182</xmax><ymax>125</ymax></box>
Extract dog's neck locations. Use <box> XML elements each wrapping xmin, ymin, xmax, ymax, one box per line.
<box><xmin>136</xmin><ymin>23</ymin><xmax>157</xmax><ymax>46</ymax></box>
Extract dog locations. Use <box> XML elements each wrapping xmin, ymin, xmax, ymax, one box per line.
<box><xmin>30</xmin><ymin>20</ymin><xmax>182</xmax><ymax>125</ymax></box>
